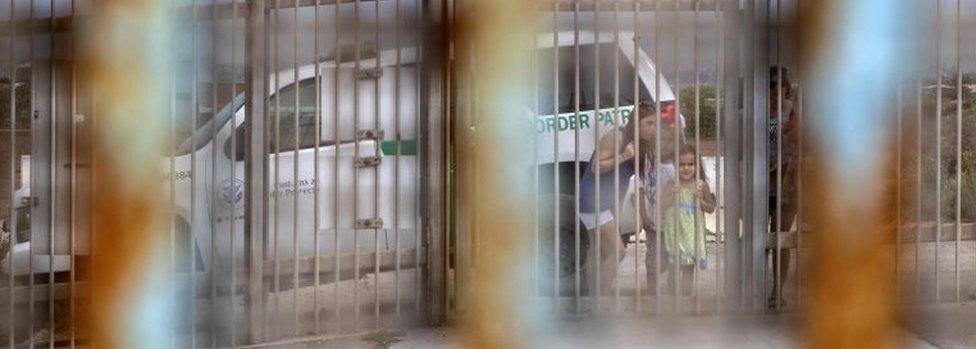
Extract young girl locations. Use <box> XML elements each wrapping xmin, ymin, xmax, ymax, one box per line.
<box><xmin>661</xmin><ymin>144</ymin><xmax>716</xmax><ymax>294</ymax></box>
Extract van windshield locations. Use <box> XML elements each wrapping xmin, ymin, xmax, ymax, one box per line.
<box><xmin>536</xmin><ymin>43</ymin><xmax>652</xmax><ymax>115</ymax></box>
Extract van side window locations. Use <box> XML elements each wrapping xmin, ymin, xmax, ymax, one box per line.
<box><xmin>268</xmin><ymin>78</ymin><xmax>319</xmax><ymax>153</ymax></box>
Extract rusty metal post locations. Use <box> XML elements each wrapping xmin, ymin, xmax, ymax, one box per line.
<box><xmin>245</xmin><ymin>0</ymin><xmax>267</xmax><ymax>343</ymax></box>
<box><xmin>798</xmin><ymin>0</ymin><xmax>919</xmax><ymax>346</ymax></box>
<box><xmin>420</xmin><ymin>0</ymin><xmax>450</xmax><ymax>326</ymax></box>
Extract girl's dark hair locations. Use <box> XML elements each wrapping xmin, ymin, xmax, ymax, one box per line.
<box><xmin>623</xmin><ymin>100</ymin><xmax>656</xmax><ymax>144</ymax></box>
<box><xmin>770</xmin><ymin>65</ymin><xmax>794</xmax><ymax>100</ymax></box>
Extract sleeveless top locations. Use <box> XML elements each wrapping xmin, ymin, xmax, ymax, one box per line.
<box><xmin>579</xmin><ymin>129</ymin><xmax>636</xmax><ymax>213</ymax></box>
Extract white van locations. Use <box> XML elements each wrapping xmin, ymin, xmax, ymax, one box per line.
<box><xmin>163</xmin><ymin>30</ymin><xmax>681</xmax><ymax>283</ymax></box>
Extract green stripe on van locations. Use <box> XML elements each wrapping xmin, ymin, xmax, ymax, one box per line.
<box><xmin>380</xmin><ymin>139</ymin><xmax>418</xmax><ymax>156</ymax></box>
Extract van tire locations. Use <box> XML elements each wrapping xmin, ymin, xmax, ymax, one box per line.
<box><xmin>537</xmin><ymin>193</ymin><xmax>588</xmax><ymax>296</ymax></box>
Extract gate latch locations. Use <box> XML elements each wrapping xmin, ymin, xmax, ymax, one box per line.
<box><xmin>354</xmin><ymin>156</ymin><xmax>382</xmax><ymax>168</ymax></box>
<box><xmin>354</xmin><ymin>218</ymin><xmax>384</xmax><ymax>229</ymax></box>
<box><xmin>354</xmin><ymin>67</ymin><xmax>383</xmax><ymax>80</ymax></box>
<box><xmin>356</xmin><ymin>129</ymin><xmax>385</xmax><ymax>141</ymax></box>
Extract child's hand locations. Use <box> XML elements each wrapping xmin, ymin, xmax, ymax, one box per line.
<box><xmin>621</xmin><ymin>141</ymin><xmax>636</xmax><ymax>160</ymax></box>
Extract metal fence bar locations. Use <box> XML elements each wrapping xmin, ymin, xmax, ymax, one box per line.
<box><xmin>6</xmin><ymin>0</ymin><xmax>17</xmax><ymax>345</ymax></box>
<box><xmin>271</xmin><ymin>0</ymin><xmax>282</xmax><ymax>338</ymax></box>
<box><xmin>393</xmin><ymin>0</ymin><xmax>402</xmax><ymax>318</ymax></box>
<box><xmin>211</xmin><ymin>0</ymin><xmax>221</xmax><ymax>343</ymax></box>
<box><xmin>572</xmin><ymin>0</ymin><xmax>581</xmax><ymax>314</ymax></box>
<box><xmin>953</xmin><ymin>0</ymin><xmax>962</xmax><ymax>303</ymax></box>
<box><xmin>310</xmin><ymin>0</ymin><xmax>321</xmax><ymax>336</ymax></box>
<box><xmin>895</xmin><ymin>77</ymin><xmax>902</xmax><ymax>306</ymax></box>
<box><xmin>935</xmin><ymin>0</ymin><xmax>942</xmax><ymax>304</ymax></box>
<box><xmin>290</xmin><ymin>0</ymin><xmax>301</xmax><ymax>337</ymax></box>
<box><xmin>591</xmin><ymin>0</ymin><xmax>601</xmax><ymax>312</ymax></box>
<box><xmin>773</xmin><ymin>0</ymin><xmax>784</xmax><ymax>312</ymax></box>
<box><xmin>333</xmin><ymin>0</ymin><xmax>342</xmax><ymax>333</ymax></box>
<box><xmin>47</xmin><ymin>0</ymin><xmax>56</xmax><ymax>345</ymax></box>
<box><xmin>692</xmin><ymin>0</ymin><xmax>701</xmax><ymax>315</ymax></box>
<box><xmin>915</xmin><ymin>74</ymin><xmax>922</xmax><ymax>304</ymax></box>
<box><xmin>613</xmin><ymin>2</ymin><xmax>647</xmax><ymax>313</ymax></box>
<box><xmin>714</xmin><ymin>0</ymin><xmax>723</xmax><ymax>314</ymax></box>
<box><xmin>190</xmin><ymin>1</ymin><xmax>201</xmax><ymax>342</ymax></box>
<box><xmin>652</xmin><ymin>0</ymin><xmax>662</xmax><ymax>312</ymax></box>
<box><xmin>793</xmin><ymin>0</ymin><xmax>802</xmax><ymax>309</ymax></box>
<box><xmin>550</xmin><ymin>0</ymin><xmax>559</xmax><ymax>311</ymax></box>
<box><xmin>352</xmin><ymin>0</ymin><xmax>362</xmax><ymax>328</ymax></box>
<box><xmin>70</xmin><ymin>1</ymin><xmax>79</xmax><ymax>346</ymax></box>
<box><xmin>231</xmin><ymin>0</ymin><xmax>241</xmax><ymax>345</ymax></box>
<box><xmin>671</xmin><ymin>0</ymin><xmax>681</xmax><ymax>313</ymax></box>
<box><xmin>27</xmin><ymin>0</ymin><xmax>35</xmax><ymax>345</ymax></box>
<box><xmin>372</xmin><ymin>0</ymin><xmax>382</xmax><ymax>329</ymax></box>
<box><xmin>612</xmin><ymin>0</ymin><xmax>622</xmax><ymax>313</ymax></box>
<box><xmin>413</xmin><ymin>0</ymin><xmax>422</xmax><ymax>318</ymax></box>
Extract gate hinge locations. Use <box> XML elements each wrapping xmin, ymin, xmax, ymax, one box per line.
<box><xmin>354</xmin><ymin>156</ymin><xmax>382</xmax><ymax>168</ymax></box>
<box><xmin>354</xmin><ymin>67</ymin><xmax>383</xmax><ymax>80</ymax></box>
<box><xmin>356</xmin><ymin>129</ymin><xmax>385</xmax><ymax>141</ymax></box>
<box><xmin>354</xmin><ymin>218</ymin><xmax>383</xmax><ymax>229</ymax></box>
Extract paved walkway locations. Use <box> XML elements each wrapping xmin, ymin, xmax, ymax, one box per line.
<box><xmin>281</xmin><ymin>313</ymin><xmax>939</xmax><ymax>348</ymax></box>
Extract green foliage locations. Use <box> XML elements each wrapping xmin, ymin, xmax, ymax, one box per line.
<box><xmin>0</xmin><ymin>79</ymin><xmax>33</xmax><ymax>129</ymax></box>
<box><xmin>678</xmin><ymin>85</ymin><xmax>718</xmax><ymax>140</ymax></box>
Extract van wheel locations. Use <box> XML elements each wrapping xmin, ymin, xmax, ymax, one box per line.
<box><xmin>537</xmin><ymin>194</ymin><xmax>588</xmax><ymax>297</ymax></box>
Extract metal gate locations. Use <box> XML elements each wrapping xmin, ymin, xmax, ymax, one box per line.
<box><xmin>1</xmin><ymin>0</ymin><xmax>975</xmax><ymax>348</ymax></box>
<box><xmin>0</xmin><ymin>0</ymin><xmax>434</xmax><ymax>347</ymax></box>
<box><xmin>444</xmin><ymin>0</ymin><xmax>976</xmax><ymax>319</ymax></box>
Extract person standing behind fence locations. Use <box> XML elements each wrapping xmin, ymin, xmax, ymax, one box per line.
<box><xmin>660</xmin><ymin>144</ymin><xmax>716</xmax><ymax>295</ymax></box>
<box><xmin>637</xmin><ymin>110</ymin><xmax>678</xmax><ymax>294</ymax></box>
<box><xmin>581</xmin><ymin>101</ymin><xmax>659</xmax><ymax>297</ymax></box>
<box><xmin>767</xmin><ymin>65</ymin><xmax>800</xmax><ymax>309</ymax></box>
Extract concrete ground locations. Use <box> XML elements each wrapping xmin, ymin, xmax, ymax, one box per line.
<box><xmin>270</xmin><ymin>314</ymin><xmax>938</xmax><ymax>348</ymax></box>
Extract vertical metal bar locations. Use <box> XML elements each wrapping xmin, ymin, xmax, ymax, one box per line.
<box><xmin>915</xmin><ymin>74</ymin><xmax>922</xmax><ymax>304</ymax></box>
<box><xmin>572</xmin><ymin>0</ymin><xmax>581</xmax><ymax>314</ymax></box>
<box><xmin>168</xmin><ymin>1</ymin><xmax>178</xmax><ymax>348</ymax></box>
<box><xmin>672</xmin><ymin>0</ymin><xmax>681</xmax><ymax>313</ymax></box>
<box><xmin>793</xmin><ymin>0</ymin><xmax>802</xmax><ymax>308</ymax></box>
<box><xmin>531</xmin><ymin>1</ymin><xmax>540</xmax><ymax>301</ymax></box>
<box><xmin>714</xmin><ymin>0</ymin><xmax>723</xmax><ymax>314</ymax></box>
<box><xmin>272</xmin><ymin>0</ymin><xmax>282</xmax><ymax>338</ymax></box>
<box><xmin>373</xmin><ymin>0</ymin><xmax>382</xmax><ymax>328</ymax></box>
<box><xmin>333</xmin><ymin>0</ymin><xmax>342</xmax><ymax>333</ymax></box>
<box><xmin>608</xmin><ymin>0</ymin><xmax>624</xmax><ymax>316</ymax></box>
<box><xmin>612</xmin><ymin>0</ymin><xmax>621</xmax><ymax>313</ymax></box>
<box><xmin>353</xmin><ymin>0</ymin><xmax>362</xmax><ymax>328</ymax></box>
<box><xmin>414</xmin><ymin>0</ymin><xmax>423</xmax><ymax>317</ymax></box>
<box><xmin>632</xmin><ymin>0</ymin><xmax>641</xmax><ymax>314</ymax></box>
<box><xmin>954</xmin><ymin>0</ymin><xmax>962</xmax><ymax>303</ymax></box>
<box><xmin>591</xmin><ymin>0</ymin><xmax>601</xmax><ymax>312</ymax></box>
<box><xmin>7</xmin><ymin>0</ymin><xmax>18</xmax><ymax>344</ymax></box>
<box><xmin>693</xmin><ymin>0</ymin><xmax>701</xmax><ymax>315</ymax></box>
<box><xmin>393</xmin><ymin>0</ymin><xmax>402</xmax><ymax>318</ymax></box>
<box><xmin>312</xmin><ymin>0</ymin><xmax>321</xmax><ymax>335</ymax></box>
<box><xmin>774</xmin><ymin>1</ymin><xmax>784</xmax><ymax>311</ymax></box>
<box><xmin>550</xmin><ymin>0</ymin><xmax>559</xmax><ymax>310</ymax></box>
<box><xmin>795</xmin><ymin>84</ymin><xmax>804</xmax><ymax>307</ymax></box>
<box><xmin>895</xmin><ymin>78</ymin><xmax>902</xmax><ymax>306</ymax></box>
<box><xmin>230</xmin><ymin>0</ymin><xmax>240</xmax><ymax>344</ymax></box>
<box><xmin>70</xmin><ymin>0</ymin><xmax>79</xmax><ymax>346</ymax></box>
<box><xmin>27</xmin><ymin>0</ymin><xmax>35</xmax><ymax>345</ymax></box>
<box><xmin>47</xmin><ymin>0</ymin><xmax>56</xmax><ymax>345</ymax></box>
<box><xmin>211</xmin><ymin>0</ymin><xmax>221</xmax><ymax>343</ymax></box>
<box><xmin>245</xmin><ymin>0</ymin><xmax>268</xmax><ymax>342</ymax></box>
<box><xmin>653</xmin><ymin>0</ymin><xmax>662</xmax><ymax>313</ymax></box>
<box><xmin>190</xmin><ymin>0</ymin><xmax>200</xmax><ymax>343</ymax></box>
<box><xmin>935</xmin><ymin>0</ymin><xmax>943</xmax><ymax>304</ymax></box>
<box><xmin>291</xmin><ymin>0</ymin><xmax>300</xmax><ymax>336</ymax></box>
